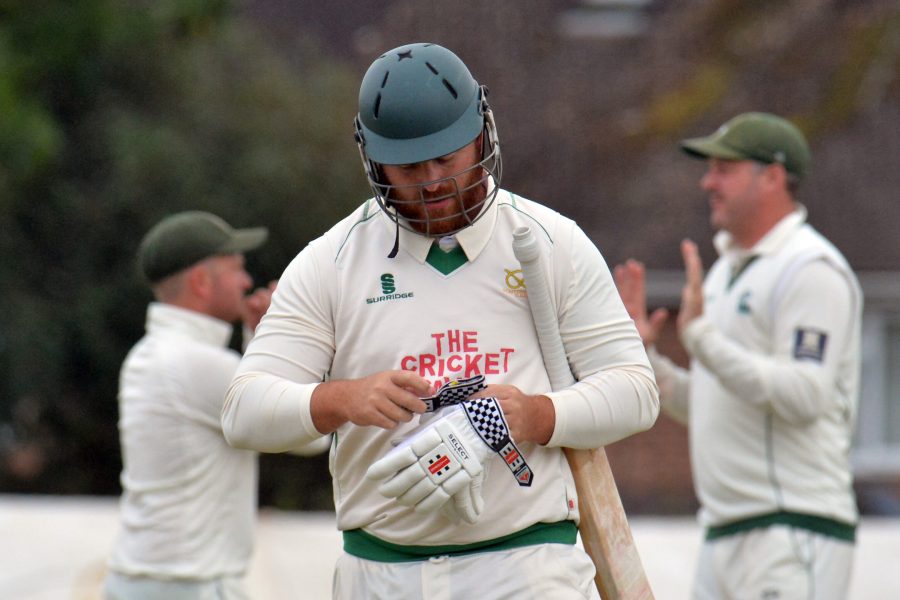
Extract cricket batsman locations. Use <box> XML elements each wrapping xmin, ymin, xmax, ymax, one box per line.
<box><xmin>223</xmin><ymin>42</ymin><xmax>659</xmax><ymax>599</ymax></box>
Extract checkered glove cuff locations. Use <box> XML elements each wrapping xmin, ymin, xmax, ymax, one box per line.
<box><xmin>462</xmin><ymin>397</ymin><xmax>534</xmax><ymax>487</ymax></box>
<box><xmin>421</xmin><ymin>375</ymin><xmax>486</xmax><ymax>412</ymax></box>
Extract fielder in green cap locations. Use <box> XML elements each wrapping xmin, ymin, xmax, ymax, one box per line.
<box><xmin>615</xmin><ymin>112</ymin><xmax>862</xmax><ymax>599</ymax></box>
<box><xmin>680</xmin><ymin>111</ymin><xmax>811</xmax><ymax>181</ymax></box>
<box><xmin>138</xmin><ymin>210</ymin><xmax>269</xmax><ymax>284</ymax></box>
<box><xmin>106</xmin><ymin>211</ymin><xmax>329</xmax><ymax>599</ymax></box>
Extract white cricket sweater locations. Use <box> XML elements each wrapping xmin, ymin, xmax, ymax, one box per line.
<box><xmin>652</xmin><ymin>208</ymin><xmax>861</xmax><ymax>531</ymax></box>
<box><xmin>223</xmin><ymin>190</ymin><xmax>659</xmax><ymax>548</ymax></box>
<box><xmin>109</xmin><ymin>303</ymin><xmax>257</xmax><ymax>579</ymax></box>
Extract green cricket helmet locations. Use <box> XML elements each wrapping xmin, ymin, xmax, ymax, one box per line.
<box><xmin>353</xmin><ymin>43</ymin><xmax>502</xmax><ymax>245</ymax></box>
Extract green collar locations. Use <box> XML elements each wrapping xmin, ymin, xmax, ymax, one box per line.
<box><xmin>425</xmin><ymin>243</ymin><xmax>468</xmax><ymax>275</ymax></box>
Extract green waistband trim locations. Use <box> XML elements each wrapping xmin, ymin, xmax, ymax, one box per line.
<box><xmin>344</xmin><ymin>520</ymin><xmax>578</xmax><ymax>563</ymax></box>
<box><xmin>706</xmin><ymin>511</ymin><xmax>856</xmax><ymax>543</ymax></box>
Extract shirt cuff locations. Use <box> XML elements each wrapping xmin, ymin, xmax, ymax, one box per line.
<box><xmin>679</xmin><ymin>315</ymin><xmax>715</xmax><ymax>356</ymax></box>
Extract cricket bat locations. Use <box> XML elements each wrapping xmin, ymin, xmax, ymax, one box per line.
<box><xmin>512</xmin><ymin>226</ymin><xmax>654</xmax><ymax>600</ymax></box>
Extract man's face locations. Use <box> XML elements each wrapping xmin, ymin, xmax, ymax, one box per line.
<box><xmin>379</xmin><ymin>137</ymin><xmax>487</xmax><ymax>237</ymax></box>
<box><xmin>700</xmin><ymin>158</ymin><xmax>767</xmax><ymax>235</ymax></box>
<box><xmin>204</xmin><ymin>254</ymin><xmax>253</xmax><ymax>323</ymax></box>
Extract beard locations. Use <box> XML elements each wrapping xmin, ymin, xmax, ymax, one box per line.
<box><xmin>387</xmin><ymin>166</ymin><xmax>488</xmax><ymax>236</ymax></box>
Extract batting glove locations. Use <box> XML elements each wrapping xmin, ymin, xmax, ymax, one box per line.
<box><xmin>420</xmin><ymin>374</ymin><xmax>486</xmax><ymax>412</ymax></box>
<box><xmin>366</xmin><ymin>405</ymin><xmax>489</xmax><ymax>523</ymax></box>
<box><xmin>439</xmin><ymin>468</ymin><xmax>485</xmax><ymax>525</ymax></box>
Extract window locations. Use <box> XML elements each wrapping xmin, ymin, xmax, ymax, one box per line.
<box><xmin>854</xmin><ymin>310</ymin><xmax>900</xmax><ymax>476</ymax></box>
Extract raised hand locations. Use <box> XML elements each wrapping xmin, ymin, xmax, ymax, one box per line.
<box><xmin>677</xmin><ymin>239</ymin><xmax>705</xmax><ymax>334</ymax></box>
<box><xmin>614</xmin><ymin>259</ymin><xmax>669</xmax><ymax>347</ymax></box>
<box><xmin>241</xmin><ymin>280</ymin><xmax>278</xmax><ymax>332</ymax></box>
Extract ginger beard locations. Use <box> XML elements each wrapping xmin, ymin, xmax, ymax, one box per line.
<box><xmin>381</xmin><ymin>141</ymin><xmax>488</xmax><ymax>237</ymax></box>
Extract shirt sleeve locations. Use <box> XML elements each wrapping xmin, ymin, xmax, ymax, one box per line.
<box><xmin>186</xmin><ymin>347</ymin><xmax>244</xmax><ymax>431</ymax></box>
<box><xmin>287</xmin><ymin>433</ymin><xmax>333</xmax><ymax>456</ymax></box>
<box><xmin>646</xmin><ymin>346</ymin><xmax>691</xmax><ymax>425</ymax></box>
<box><xmin>222</xmin><ymin>238</ymin><xmax>334</xmax><ymax>452</ymax></box>
<box><xmin>546</xmin><ymin>223</ymin><xmax>660</xmax><ymax>448</ymax></box>
<box><xmin>680</xmin><ymin>258</ymin><xmax>856</xmax><ymax>425</ymax></box>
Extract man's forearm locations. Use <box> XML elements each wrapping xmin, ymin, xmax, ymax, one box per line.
<box><xmin>222</xmin><ymin>373</ymin><xmax>323</xmax><ymax>452</ymax></box>
<box><xmin>310</xmin><ymin>380</ymin><xmax>353</xmax><ymax>434</ymax></box>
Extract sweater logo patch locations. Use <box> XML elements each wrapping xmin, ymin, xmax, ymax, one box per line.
<box><xmin>380</xmin><ymin>273</ymin><xmax>396</xmax><ymax>294</ymax></box>
<box><xmin>793</xmin><ymin>328</ymin><xmax>827</xmax><ymax>362</ymax></box>
<box><xmin>504</xmin><ymin>268</ymin><xmax>527</xmax><ymax>297</ymax></box>
<box><xmin>737</xmin><ymin>291</ymin><xmax>752</xmax><ymax>314</ymax></box>
<box><xmin>366</xmin><ymin>273</ymin><xmax>414</xmax><ymax>304</ymax></box>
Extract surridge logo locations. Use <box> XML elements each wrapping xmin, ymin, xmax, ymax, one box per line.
<box><xmin>367</xmin><ymin>272</ymin><xmax>414</xmax><ymax>305</ymax></box>
<box><xmin>381</xmin><ymin>273</ymin><xmax>396</xmax><ymax>294</ymax></box>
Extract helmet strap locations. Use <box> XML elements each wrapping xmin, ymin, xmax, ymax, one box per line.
<box><xmin>387</xmin><ymin>217</ymin><xmax>400</xmax><ymax>259</ymax></box>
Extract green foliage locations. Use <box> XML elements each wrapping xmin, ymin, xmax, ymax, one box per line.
<box><xmin>0</xmin><ymin>0</ymin><xmax>365</xmax><ymax>505</ymax></box>
<box><xmin>803</xmin><ymin>15</ymin><xmax>900</xmax><ymax>136</ymax></box>
<box><xmin>641</xmin><ymin>62</ymin><xmax>733</xmax><ymax>139</ymax></box>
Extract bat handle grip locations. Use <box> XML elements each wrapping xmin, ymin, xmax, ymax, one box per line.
<box><xmin>512</xmin><ymin>226</ymin><xmax>540</xmax><ymax>264</ymax></box>
<box><xmin>512</xmin><ymin>226</ymin><xmax>575</xmax><ymax>390</ymax></box>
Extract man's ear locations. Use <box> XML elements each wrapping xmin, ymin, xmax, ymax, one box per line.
<box><xmin>765</xmin><ymin>162</ymin><xmax>789</xmax><ymax>190</ymax></box>
<box><xmin>185</xmin><ymin>263</ymin><xmax>213</xmax><ymax>301</ymax></box>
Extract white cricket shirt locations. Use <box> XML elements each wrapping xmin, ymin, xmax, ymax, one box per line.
<box><xmin>109</xmin><ymin>303</ymin><xmax>257</xmax><ymax>579</ymax></box>
<box><xmin>652</xmin><ymin>208</ymin><xmax>861</xmax><ymax>530</ymax></box>
<box><xmin>224</xmin><ymin>190</ymin><xmax>659</xmax><ymax>547</ymax></box>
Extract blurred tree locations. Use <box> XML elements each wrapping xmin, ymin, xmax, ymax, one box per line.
<box><xmin>0</xmin><ymin>0</ymin><xmax>364</xmax><ymax>507</ymax></box>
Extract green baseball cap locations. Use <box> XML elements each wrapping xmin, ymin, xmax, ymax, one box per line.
<box><xmin>680</xmin><ymin>112</ymin><xmax>811</xmax><ymax>179</ymax></box>
<box><xmin>138</xmin><ymin>211</ymin><xmax>268</xmax><ymax>283</ymax></box>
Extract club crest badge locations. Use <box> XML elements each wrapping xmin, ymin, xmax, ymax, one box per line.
<box><xmin>793</xmin><ymin>328</ymin><xmax>828</xmax><ymax>362</ymax></box>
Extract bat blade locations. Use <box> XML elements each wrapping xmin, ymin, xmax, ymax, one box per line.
<box><xmin>565</xmin><ymin>447</ymin><xmax>654</xmax><ymax>599</ymax></box>
<box><xmin>512</xmin><ymin>226</ymin><xmax>654</xmax><ymax>600</ymax></box>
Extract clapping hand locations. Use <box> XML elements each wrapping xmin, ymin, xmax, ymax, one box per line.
<box><xmin>614</xmin><ymin>259</ymin><xmax>669</xmax><ymax>347</ymax></box>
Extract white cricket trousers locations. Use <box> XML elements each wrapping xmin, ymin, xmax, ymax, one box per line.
<box><xmin>103</xmin><ymin>571</ymin><xmax>250</xmax><ymax>600</ymax></box>
<box><xmin>692</xmin><ymin>525</ymin><xmax>855</xmax><ymax>600</ymax></box>
<box><xmin>333</xmin><ymin>542</ymin><xmax>601</xmax><ymax>600</ymax></box>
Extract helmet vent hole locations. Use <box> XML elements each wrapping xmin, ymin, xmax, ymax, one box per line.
<box><xmin>442</xmin><ymin>79</ymin><xmax>458</xmax><ymax>99</ymax></box>
<box><xmin>425</xmin><ymin>62</ymin><xmax>438</xmax><ymax>75</ymax></box>
<box><xmin>373</xmin><ymin>93</ymin><xmax>382</xmax><ymax>118</ymax></box>
<box><xmin>380</xmin><ymin>71</ymin><xmax>389</xmax><ymax>88</ymax></box>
